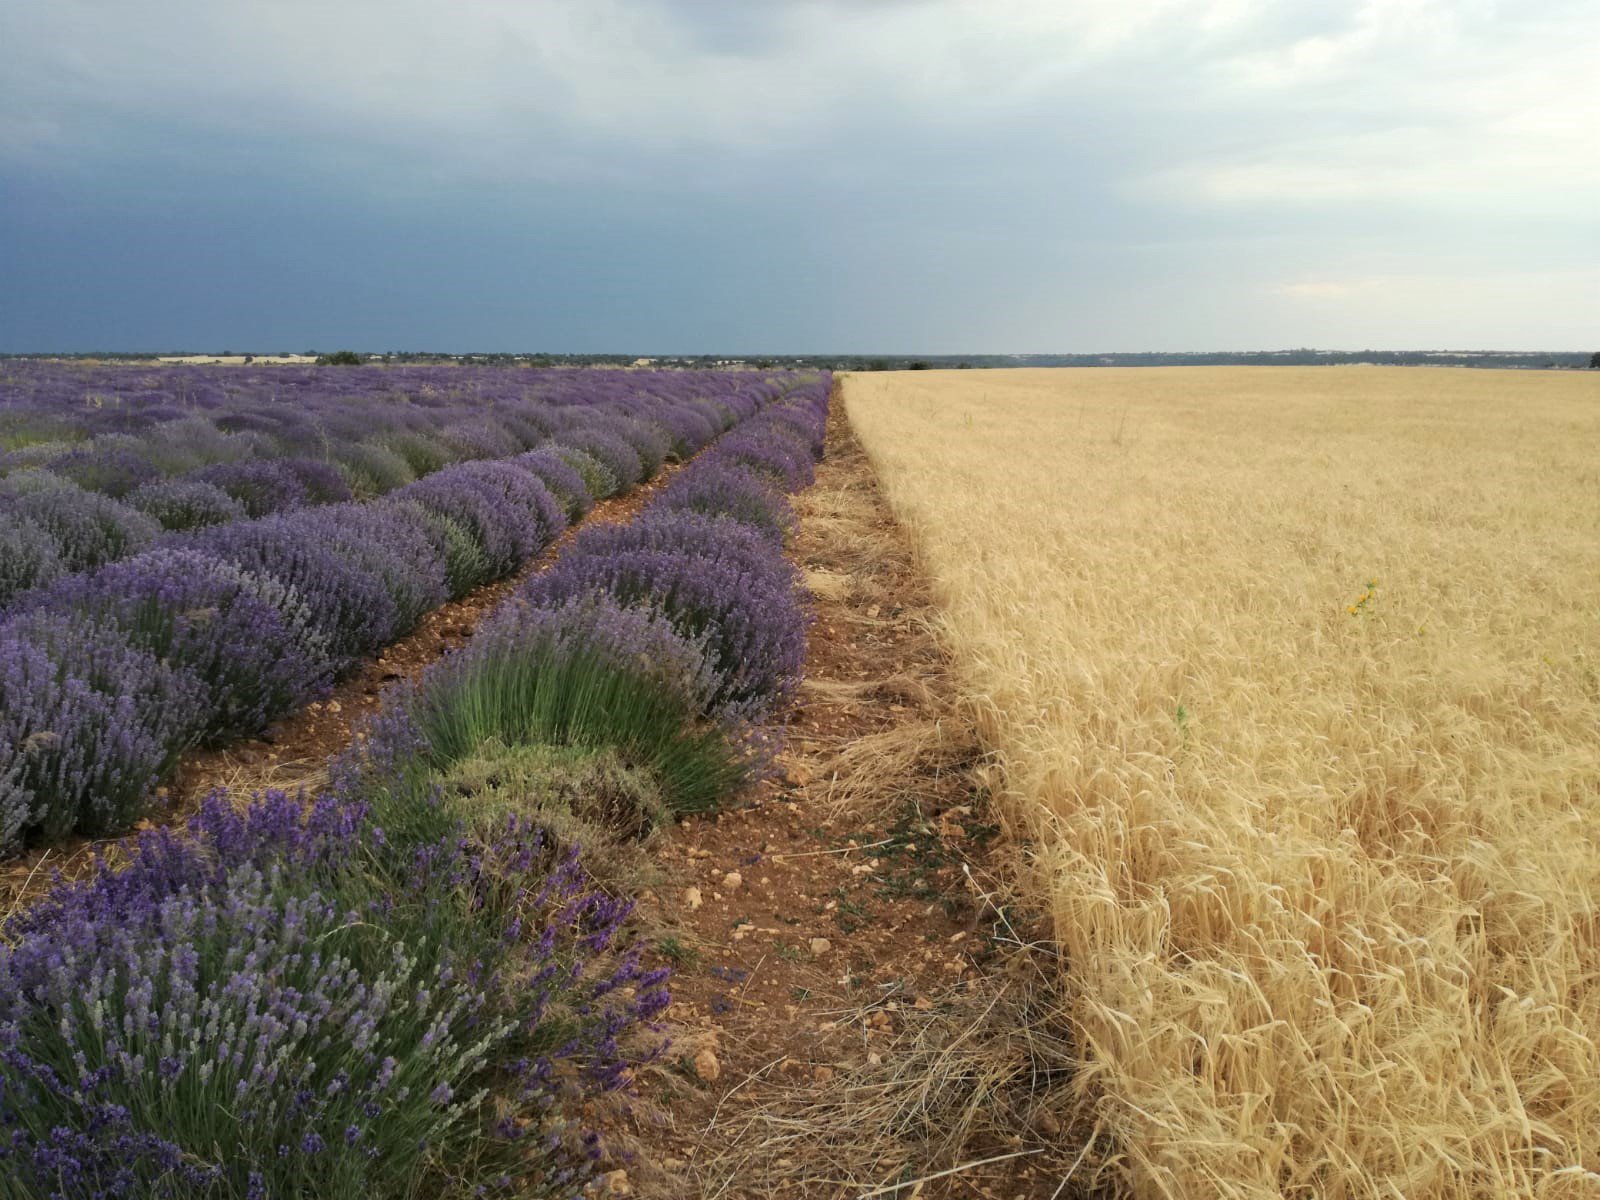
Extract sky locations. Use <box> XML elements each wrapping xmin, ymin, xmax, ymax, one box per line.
<box><xmin>1</xmin><ymin>0</ymin><xmax>1596</xmax><ymax>353</ymax></box>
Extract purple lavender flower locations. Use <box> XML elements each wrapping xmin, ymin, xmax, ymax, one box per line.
<box><xmin>509</xmin><ymin>448</ymin><xmax>594</xmax><ymax>521</ymax></box>
<box><xmin>47</xmin><ymin>443</ymin><xmax>161</xmax><ymax>498</ymax></box>
<box><xmin>0</xmin><ymin>787</ymin><xmax>668</xmax><ymax>1196</ymax></box>
<box><xmin>702</xmin><ymin>423</ymin><xmax>816</xmax><ymax>491</ymax></box>
<box><xmin>549</xmin><ymin>427</ymin><xmax>643</xmax><ymax>491</ymax></box>
<box><xmin>192</xmin><ymin>457</ymin><xmax>351</xmax><ymax>517</ymax></box>
<box><xmin>652</xmin><ymin>459</ymin><xmax>795</xmax><ymax>543</ymax></box>
<box><xmin>0</xmin><ymin>507</ymin><xmax>64</xmax><ymax>609</ymax></box>
<box><xmin>524</xmin><ymin>511</ymin><xmax>807</xmax><ymax>717</ymax></box>
<box><xmin>0</xmin><ymin>612</ymin><xmax>207</xmax><ymax>843</ymax></box>
<box><xmin>10</xmin><ymin>547</ymin><xmax>332</xmax><ymax>743</ymax></box>
<box><xmin>393</xmin><ymin>463</ymin><xmax>564</xmax><ymax>581</ymax></box>
<box><xmin>178</xmin><ymin>513</ymin><xmax>401</xmax><ymax>667</ymax></box>
<box><xmin>11</xmin><ymin>485</ymin><xmax>161</xmax><ymax>572</ymax></box>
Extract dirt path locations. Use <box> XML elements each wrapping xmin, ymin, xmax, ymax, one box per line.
<box><xmin>599</xmin><ymin>413</ymin><xmax>1084</xmax><ymax>1200</ymax></box>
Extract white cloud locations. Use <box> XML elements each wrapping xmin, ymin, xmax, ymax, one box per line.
<box><xmin>1278</xmin><ymin>280</ymin><xmax>1360</xmax><ymax>299</ymax></box>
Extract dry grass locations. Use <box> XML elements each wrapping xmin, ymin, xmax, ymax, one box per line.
<box><xmin>845</xmin><ymin>366</ymin><xmax>1600</xmax><ymax>1200</ymax></box>
<box><xmin>703</xmin><ymin>947</ymin><xmax>1083</xmax><ymax>1199</ymax></box>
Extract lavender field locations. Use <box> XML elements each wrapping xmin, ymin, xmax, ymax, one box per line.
<box><xmin>0</xmin><ymin>362</ymin><xmax>828</xmax><ymax>1196</ymax></box>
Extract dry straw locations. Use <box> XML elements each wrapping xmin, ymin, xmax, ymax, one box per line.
<box><xmin>846</xmin><ymin>366</ymin><xmax>1600</xmax><ymax>1199</ymax></box>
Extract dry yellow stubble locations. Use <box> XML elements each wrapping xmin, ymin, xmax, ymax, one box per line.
<box><xmin>845</xmin><ymin>365</ymin><xmax>1600</xmax><ymax>1200</ymax></box>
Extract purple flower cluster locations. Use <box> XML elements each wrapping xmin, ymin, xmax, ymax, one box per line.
<box><xmin>0</xmin><ymin>613</ymin><xmax>207</xmax><ymax>843</ymax></box>
<box><xmin>525</xmin><ymin>512</ymin><xmax>807</xmax><ymax>719</ymax></box>
<box><xmin>0</xmin><ymin>368</ymin><xmax>802</xmax><ymax>850</ymax></box>
<box><xmin>510</xmin><ymin>448</ymin><xmax>594</xmax><ymax>522</ymax></box>
<box><xmin>124</xmin><ymin>476</ymin><xmax>250</xmax><ymax>530</ymax></box>
<box><xmin>7</xmin><ymin>485</ymin><xmax>161</xmax><ymax>573</ymax></box>
<box><xmin>47</xmin><ymin>443</ymin><xmax>161</xmax><ymax>498</ymax></box>
<box><xmin>548</xmin><ymin>427</ymin><xmax>644</xmax><ymax>492</ymax></box>
<box><xmin>0</xmin><ymin>363</ymin><xmax>790</xmax><ymax>592</ymax></box>
<box><xmin>652</xmin><ymin>459</ymin><xmax>795</xmax><ymax>543</ymax></box>
<box><xmin>0</xmin><ymin>789</ymin><xmax>668</xmax><ymax>1196</ymax></box>
<box><xmin>521</xmin><ymin>375</ymin><xmax>830</xmax><ymax>722</ymax></box>
<box><xmin>0</xmin><ymin>510</ymin><xmax>63</xmax><ymax>609</ymax></box>
<box><xmin>12</xmin><ymin>548</ymin><xmax>332</xmax><ymax>746</ymax></box>
<box><xmin>192</xmin><ymin>457</ymin><xmax>354</xmax><ymax>517</ymax></box>
<box><xmin>394</xmin><ymin>463</ymin><xmax>564</xmax><ymax>584</ymax></box>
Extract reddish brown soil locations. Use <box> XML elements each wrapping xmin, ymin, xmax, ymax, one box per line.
<box><xmin>594</xmin><ymin>414</ymin><xmax>1078</xmax><ymax>1199</ymax></box>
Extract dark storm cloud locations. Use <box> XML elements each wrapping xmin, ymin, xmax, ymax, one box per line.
<box><xmin>1</xmin><ymin>0</ymin><xmax>1595</xmax><ymax>351</ymax></box>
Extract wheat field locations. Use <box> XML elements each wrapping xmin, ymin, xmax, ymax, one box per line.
<box><xmin>844</xmin><ymin>366</ymin><xmax>1600</xmax><ymax>1199</ymax></box>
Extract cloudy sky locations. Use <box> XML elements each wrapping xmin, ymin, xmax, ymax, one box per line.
<box><xmin>2</xmin><ymin>0</ymin><xmax>1595</xmax><ymax>352</ymax></box>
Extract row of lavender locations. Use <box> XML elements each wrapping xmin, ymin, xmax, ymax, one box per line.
<box><xmin>0</xmin><ymin>370</ymin><xmax>800</xmax><ymax>851</ymax></box>
<box><xmin>0</xmin><ymin>376</ymin><xmax>830</xmax><ymax>1197</ymax></box>
<box><xmin>0</xmin><ymin>364</ymin><xmax>780</xmax><ymax>608</ymax></box>
<box><xmin>361</xmin><ymin>371</ymin><xmax>830</xmax><ymax>813</ymax></box>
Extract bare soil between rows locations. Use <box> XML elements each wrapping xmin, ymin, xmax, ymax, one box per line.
<box><xmin>590</xmin><ymin>412</ymin><xmax>1085</xmax><ymax>1199</ymax></box>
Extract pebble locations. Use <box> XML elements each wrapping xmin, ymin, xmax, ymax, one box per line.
<box><xmin>683</xmin><ymin>887</ymin><xmax>703</xmax><ymax>911</ymax></box>
<box><xmin>809</xmin><ymin>937</ymin><xmax>832</xmax><ymax>957</ymax></box>
<box><xmin>722</xmin><ymin>871</ymin><xmax>743</xmax><ymax>891</ymax></box>
<box><xmin>693</xmin><ymin>1048</ymin><xmax>721</xmax><ymax>1083</ymax></box>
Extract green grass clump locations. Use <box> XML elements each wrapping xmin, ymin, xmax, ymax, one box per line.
<box><xmin>385</xmin><ymin>598</ymin><xmax>753</xmax><ymax>818</ymax></box>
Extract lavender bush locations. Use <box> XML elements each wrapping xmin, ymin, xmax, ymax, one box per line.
<box><xmin>702</xmin><ymin>424</ymin><xmax>816</xmax><ymax>491</ymax></box>
<box><xmin>0</xmin><ymin>789</ymin><xmax>669</xmax><ymax>1197</ymax></box>
<box><xmin>333</xmin><ymin>440</ymin><xmax>417</xmax><ymax>497</ymax></box>
<box><xmin>393</xmin><ymin>464</ymin><xmax>564</xmax><ymax>582</ymax></box>
<box><xmin>13</xmin><ymin>548</ymin><xmax>332</xmax><ymax>744</ymax></box>
<box><xmin>192</xmin><ymin>457</ymin><xmax>352</xmax><ymax>517</ymax></box>
<box><xmin>653</xmin><ymin>459</ymin><xmax>795</xmax><ymax>544</ymax></box>
<box><xmin>371</xmin><ymin>595</ymin><xmax>753</xmax><ymax>815</ymax></box>
<box><xmin>439</xmin><ymin>417</ymin><xmax>525</xmax><ymax>461</ymax></box>
<box><xmin>47</xmin><ymin>443</ymin><xmax>160</xmax><ymax>498</ymax></box>
<box><xmin>388</xmin><ymin>500</ymin><xmax>493</xmax><ymax>599</ymax></box>
<box><xmin>300</xmin><ymin>503</ymin><xmax>452</xmax><ymax>637</ymax></box>
<box><xmin>551</xmin><ymin>447</ymin><xmax>620</xmax><ymax>501</ymax></box>
<box><xmin>0</xmin><ymin>614</ymin><xmax>207</xmax><ymax>843</ymax></box>
<box><xmin>549</xmin><ymin>428</ymin><xmax>643</xmax><ymax>491</ymax></box>
<box><xmin>650</xmin><ymin>404</ymin><xmax>718</xmax><ymax>459</ymax></box>
<box><xmin>124</xmin><ymin>477</ymin><xmax>249</xmax><ymax>531</ymax></box>
<box><xmin>592</xmin><ymin>412</ymin><xmax>670</xmax><ymax>481</ymax></box>
<box><xmin>181</xmin><ymin>516</ymin><xmax>401</xmax><ymax>668</ymax></box>
<box><xmin>12</xmin><ymin>487</ymin><xmax>161</xmax><ymax>572</ymax></box>
<box><xmin>524</xmin><ymin>511</ymin><xmax>807</xmax><ymax>719</ymax></box>
<box><xmin>377</xmin><ymin>429</ymin><xmax>455</xmax><ymax>476</ymax></box>
<box><xmin>0</xmin><ymin>512</ymin><xmax>63</xmax><ymax>610</ymax></box>
<box><xmin>511</xmin><ymin>448</ymin><xmax>594</xmax><ymax>521</ymax></box>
